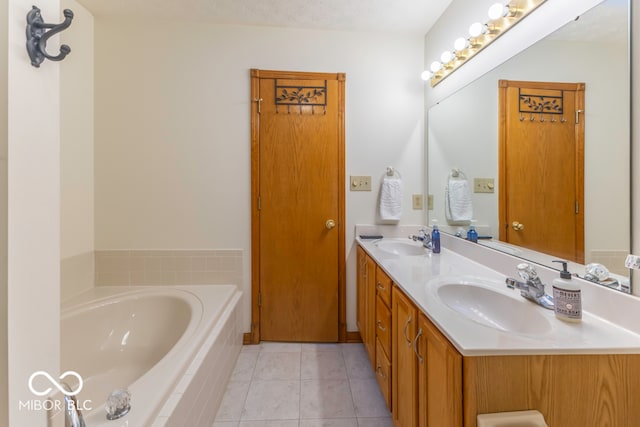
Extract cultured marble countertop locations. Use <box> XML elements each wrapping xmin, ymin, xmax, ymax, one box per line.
<box><xmin>357</xmin><ymin>235</ymin><xmax>640</xmax><ymax>356</ymax></box>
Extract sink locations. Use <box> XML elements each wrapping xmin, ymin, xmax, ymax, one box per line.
<box><xmin>436</xmin><ymin>283</ymin><xmax>552</xmax><ymax>336</ymax></box>
<box><xmin>375</xmin><ymin>240</ymin><xmax>427</xmax><ymax>256</ymax></box>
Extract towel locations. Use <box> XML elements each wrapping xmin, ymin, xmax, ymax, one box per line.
<box><xmin>379</xmin><ymin>177</ymin><xmax>402</xmax><ymax>221</ymax></box>
<box><xmin>445</xmin><ymin>178</ymin><xmax>473</xmax><ymax>223</ymax></box>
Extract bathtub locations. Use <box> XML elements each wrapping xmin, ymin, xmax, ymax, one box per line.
<box><xmin>51</xmin><ymin>285</ymin><xmax>243</xmax><ymax>427</ymax></box>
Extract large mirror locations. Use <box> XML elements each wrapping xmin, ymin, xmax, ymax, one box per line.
<box><xmin>427</xmin><ymin>0</ymin><xmax>631</xmax><ymax>289</ymax></box>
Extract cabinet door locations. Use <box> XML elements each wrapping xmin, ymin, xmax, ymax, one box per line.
<box><xmin>417</xmin><ymin>313</ymin><xmax>462</xmax><ymax>427</ymax></box>
<box><xmin>392</xmin><ymin>286</ymin><xmax>418</xmax><ymax>427</ymax></box>
<box><xmin>357</xmin><ymin>246</ymin><xmax>377</xmax><ymax>368</ymax></box>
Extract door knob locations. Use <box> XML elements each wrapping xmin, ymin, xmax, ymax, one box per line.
<box><xmin>325</xmin><ymin>219</ymin><xmax>336</xmax><ymax>230</ymax></box>
<box><xmin>512</xmin><ymin>221</ymin><xmax>525</xmax><ymax>231</ymax></box>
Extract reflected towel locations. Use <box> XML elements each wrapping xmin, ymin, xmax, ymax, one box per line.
<box><xmin>445</xmin><ymin>179</ymin><xmax>473</xmax><ymax>222</ymax></box>
<box><xmin>379</xmin><ymin>177</ymin><xmax>402</xmax><ymax>221</ymax></box>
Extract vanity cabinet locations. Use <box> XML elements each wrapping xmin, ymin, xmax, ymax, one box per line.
<box><xmin>359</xmin><ymin>243</ymin><xmax>640</xmax><ymax>427</ymax></box>
<box><xmin>416</xmin><ymin>313</ymin><xmax>462</xmax><ymax>427</ymax></box>
<box><xmin>391</xmin><ymin>285</ymin><xmax>418</xmax><ymax>427</ymax></box>
<box><xmin>356</xmin><ymin>246</ymin><xmax>376</xmax><ymax>369</ymax></box>
<box><xmin>375</xmin><ymin>266</ymin><xmax>393</xmax><ymax>409</ymax></box>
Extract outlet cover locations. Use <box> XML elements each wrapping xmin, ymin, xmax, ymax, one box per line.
<box><xmin>350</xmin><ymin>175</ymin><xmax>371</xmax><ymax>191</ymax></box>
<box><xmin>474</xmin><ymin>178</ymin><xmax>495</xmax><ymax>193</ymax></box>
<box><xmin>412</xmin><ymin>194</ymin><xmax>424</xmax><ymax>210</ymax></box>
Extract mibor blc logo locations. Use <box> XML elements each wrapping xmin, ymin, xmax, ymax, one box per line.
<box><xmin>28</xmin><ymin>370</ymin><xmax>84</xmax><ymax>396</ymax></box>
<box><xmin>19</xmin><ymin>370</ymin><xmax>92</xmax><ymax>412</ymax></box>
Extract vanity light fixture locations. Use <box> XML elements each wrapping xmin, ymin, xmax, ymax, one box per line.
<box><xmin>424</xmin><ymin>0</ymin><xmax>547</xmax><ymax>87</ymax></box>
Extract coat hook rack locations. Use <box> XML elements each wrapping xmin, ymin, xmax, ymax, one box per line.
<box><xmin>26</xmin><ymin>5</ymin><xmax>74</xmax><ymax>68</ymax></box>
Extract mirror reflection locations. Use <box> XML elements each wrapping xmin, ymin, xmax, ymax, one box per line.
<box><xmin>427</xmin><ymin>0</ymin><xmax>630</xmax><ymax>288</ymax></box>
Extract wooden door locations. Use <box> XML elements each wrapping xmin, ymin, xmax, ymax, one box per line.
<box><xmin>417</xmin><ymin>313</ymin><xmax>462</xmax><ymax>427</ymax></box>
<box><xmin>251</xmin><ymin>69</ymin><xmax>345</xmax><ymax>343</ymax></box>
<box><xmin>498</xmin><ymin>80</ymin><xmax>584</xmax><ymax>263</ymax></box>
<box><xmin>392</xmin><ymin>286</ymin><xmax>418</xmax><ymax>427</ymax></box>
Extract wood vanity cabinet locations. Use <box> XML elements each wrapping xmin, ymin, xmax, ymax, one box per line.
<box><xmin>359</xmin><ymin>246</ymin><xmax>640</xmax><ymax>427</ymax></box>
<box><xmin>356</xmin><ymin>246</ymin><xmax>377</xmax><ymax>368</ymax></box>
<box><xmin>391</xmin><ymin>285</ymin><xmax>418</xmax><ymax>427</ymax></box>
<box><xmin>416</xmin><ymin>313</ymin><xmax>462</xmax><ymax>427</ymax></box>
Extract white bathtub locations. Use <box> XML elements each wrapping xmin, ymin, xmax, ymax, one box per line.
<box><xmin>52</xmin><ymin>285</ymin><xmax>243</xmax><ymax>427</ymax></box>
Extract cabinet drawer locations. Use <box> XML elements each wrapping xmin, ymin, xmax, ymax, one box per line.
<box><xmin>375</xmin><ymin>265</ymin><xmax>392</xmax><ymax>307</ymax></box>
<box><xmin>375</xmin><ymin>295</ymin><xmax>391</xmax><ymax>358</ymax></box>
<box><xmin>375</xmin><ymin>338</ymin><xmax>391</xmax><ymax>410</ymax></box>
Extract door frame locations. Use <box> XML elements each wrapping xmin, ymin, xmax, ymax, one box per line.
<box><xmin>248</xmin><ymin>69</ymin><xmax>346</xmax><ymax>344</ymax></box>
<box><xmin>498</xmin><ymin>79</ymin><xmax>585</xmax><ymax>262</ymax></box>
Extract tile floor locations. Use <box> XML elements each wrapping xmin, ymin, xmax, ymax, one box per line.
<box><xmin>213</xmin><ymin>342</ymin><xmax>392</xmax><ymax>427</ymax></box>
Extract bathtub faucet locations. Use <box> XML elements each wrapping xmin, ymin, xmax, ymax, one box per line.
<box><xmin>62</xmin><ymin>383</ymin><xmax>86</xmax><ymax>427</ymax></box>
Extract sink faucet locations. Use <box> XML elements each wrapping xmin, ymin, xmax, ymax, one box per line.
<box><xmin>409</xmin><ymin>228</ymin><xmax>432</xmax><ymax>249</ymax></box>
<box><xmin>505</xmin><ymin>263</ymin><xmax>554</xmax><ymax>310</ymax></box>
<box><xmin>62</xmin><ymin>383</ymin><xmax>86</xmax><ymax>427</ymax></box>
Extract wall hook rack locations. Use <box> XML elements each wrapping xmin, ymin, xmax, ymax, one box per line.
<box><xmin>26</xmin><ymin>5</ymin><xmax>74</xmax><ymax>68</ymax></box>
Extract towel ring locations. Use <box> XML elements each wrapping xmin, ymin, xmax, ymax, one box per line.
<box><xmin>386</xmin><ymin>166</ymin><xmax>402</xmax><ymax>178</ymax></box>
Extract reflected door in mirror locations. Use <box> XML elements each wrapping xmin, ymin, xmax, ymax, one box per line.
<box><xmin>498</xmin><ymin>80</ymin><xmax>585</xmax><ymax>263</ymax></box>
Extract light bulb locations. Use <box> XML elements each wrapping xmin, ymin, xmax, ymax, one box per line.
<box><xmin>420</xmin><ymin>70</ymin><xmax>432</xmax><ymax>81</ymax></box>
<box><xmin>488</xmin><ymin>3</ymin><xmax>507</xmax><ymax>20</ymax></box>
<box><xmin>454</xmin><ymin>37</ymin><xmax>468</xmax><ymax>52</ymax></box>
<box><xmin>430</xmin><ymin>61</ymin><xmax>442</xmax><ymax>73</ymax></box>
<box><xmin>440</xmin><ymin>51</ymin><xmax>454</xmax><ymax>63</ymax></box>
<box><xmin>468</xmin><ymin>22</ymin><xmax>486</xmax><ymax>37</ymax></box>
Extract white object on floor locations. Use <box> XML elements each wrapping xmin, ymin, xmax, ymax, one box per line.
<box><xmin>477</xmin><ymin>410</ymin><xmax>548</xmax><ymax>427</ymax></box>
<box><xmin>379</xmin><ymin>176</ymin><xmax>402</xmax><ymax>220</ymax></box>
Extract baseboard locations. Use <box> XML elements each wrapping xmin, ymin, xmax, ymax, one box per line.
<box><xmin>345</xmin><ymin>331</ymin><xmax>362</xmax><ymax>343</ymax></box>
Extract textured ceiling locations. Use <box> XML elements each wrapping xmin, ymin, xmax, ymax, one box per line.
<box><xmin>76</xmin><ymin>0</ymin><xmax>452</xmax><ymax>35</ymax></box>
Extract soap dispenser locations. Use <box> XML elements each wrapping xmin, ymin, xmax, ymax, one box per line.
<box><xmin>552</xmin><ymin>260</ymin><xmax>582</xmax><ymax>322</ymax></box>
<box><xmin>466</xmin><ymin>220</ymin><xmax>478</xmax><ymax>243</ymax></box>
<box><xmin>431</xmin><ymin>220</ymin><xmax>441</xmax><ymax>254</ymax></box>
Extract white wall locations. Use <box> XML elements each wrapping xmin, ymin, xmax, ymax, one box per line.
<box><xmin>60</xmin><ymin>0</ymin><xmax>94</xmax><ymax>300</ymax></box>
<box><xmin>633</xmin><ymin>1</ymin><xmax>640</xmax><ymax>292</ymax></box>
<box><xmin>94</xmin><ymin>19</ymin><xmax>425</xmax><ymax>332</ymax></box>
<box><xmin>428</xmin><ymin>38</ymin><xmax>629</xmax><ymax>260</ymax></box>
<box><xmin>7</xmin><ymin>1</ymin><xmax>60</xmax><ymax>425</ymax></box>
<box><xmin>0</xmin><ymin>0</ymin><xmax>7</xmax><ymax>423</ymax></box>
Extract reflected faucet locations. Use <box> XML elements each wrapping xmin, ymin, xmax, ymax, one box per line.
<box><xmin>409</xmin><ymin>228</ymin><xmax>432</xmax><ymax>249</ymax></box>
<box><xmin>506</xmin><ymin>263</ymin><xmax>554</xmax><ymax>310</ymax></box>
<box><xmin>62</xmin><ymin>383</ymin><xmax>86</xmax><ymax>427</ymax></box>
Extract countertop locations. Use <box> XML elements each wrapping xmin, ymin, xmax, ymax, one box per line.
<box><xmin>357</xmin><ymin>234</ymin><xmax>640</xmax><ymax>356</ymax></box>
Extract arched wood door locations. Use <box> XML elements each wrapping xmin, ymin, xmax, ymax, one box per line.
<box><xmin>498</xmin><ymin>80</ymin><xmax>585</xmax><ymax>263</ymax></box>
<box><xmin>250</xmin><ymin>69</ymin><xmax>346</xmax><ymax>342</ymax></box>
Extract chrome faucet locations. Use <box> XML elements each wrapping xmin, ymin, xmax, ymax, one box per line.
<box><xmin>409</xmin><ymin>228</ymin><xmax>432</xmax><ymax>249</ymax></box>
<box><xmin>506</xmin><ymin>263</ymin><xmax>554</xmax><ymax>310</ymax></box>
<box><xmin>62</xmin><ymin>383</ymin><xmax>86</xmax><ymax>427</ymax></box>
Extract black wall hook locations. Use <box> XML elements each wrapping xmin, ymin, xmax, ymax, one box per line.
<box><xmin>26</xmin><ymin>5</ymin><xmax>74</xmax><ymax>68</ymax></box>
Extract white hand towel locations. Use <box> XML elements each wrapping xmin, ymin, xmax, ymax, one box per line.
<box><xmin>379</xmin><ymin>177</ymin><xmax>402</xmax><ymax>221</ymax></box>
<box><xmin>445</xmin><ymin>179</ymin><xmax>473</xmax><ymax>222</ymax></box>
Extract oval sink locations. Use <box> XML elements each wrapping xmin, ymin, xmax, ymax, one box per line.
<box><xmin>436</xmin><ymin>283</ymin><xmax>552</xmax><ymax>336</ymax></box>
<box><xmin>376</xmin><ymin>240</ymin><xmax>427</xmax><ymax>256</ymax></box>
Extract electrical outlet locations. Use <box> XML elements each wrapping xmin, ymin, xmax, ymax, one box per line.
<box><xmin>350</xmin><ymin>175</ymin><xmax>371</xmax><ymax>191</ymax></box>
<box><xmin>474</xmin><ymin>178</ymin><xmax>495</xmax><ymax>193</ymax></box>
<box><xmin>412</xmin><ymin>194</ymin><xmax>424</xmax><ymax>210</ymax></box>
<box><xmin>428</xmin><ymin>194</ymin><xmax>434</xmax><ymax>210</ymax></box>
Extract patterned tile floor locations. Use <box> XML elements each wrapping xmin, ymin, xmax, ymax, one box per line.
<box><xmin>213</xmin><ymin>342</ymin><xmax>392</xmax><ymax>427</ymax></box>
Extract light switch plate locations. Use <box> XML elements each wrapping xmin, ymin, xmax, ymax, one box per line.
<box><xmin>428</xmin><ymin>194</ymin><xmax>434</xmax><ymax>210</ymax></box>
<box><xmin>412</xmin><ymin>194</ymin><xmax>424</xmax><ymax>210</ymax></box>
<box><xmin>350</xmin><ymin>175</ymin><xmax>371</xmax><ymax>191</ymax></box>
<box><xmin>474</xmin><ymin>178</ymin><xmax>495</xmax><ymax>193</ymax></box>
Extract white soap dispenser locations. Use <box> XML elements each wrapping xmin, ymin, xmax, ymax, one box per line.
<box><xmin>552</xmin><ymin>260</ymin><xmax>581</xmax><ymax>322</ymax></box>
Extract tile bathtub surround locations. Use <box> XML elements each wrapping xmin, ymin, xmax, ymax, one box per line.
<box><xmin>95</xmin><ymin>249</ymin><xmax>243</xmax><ymax>286</ymax></box>
<box><xmin>214</xmin><ymin>342</ymin><xmax>392</xmax><ymax>427</ymax></box>
<box><xmin>61</xmin><ymin>251</ymin><xmax>95</xmax><ymax>301</ymax></box>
